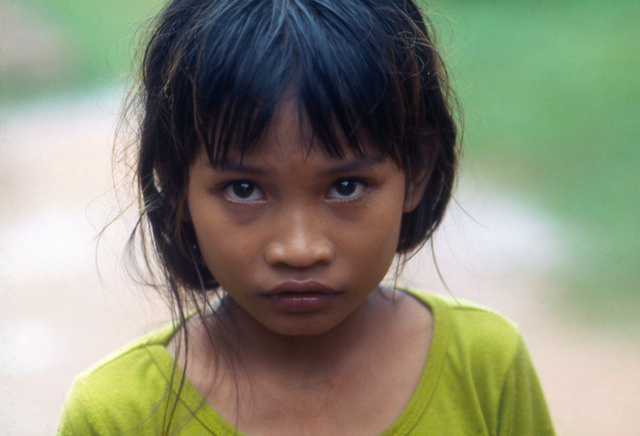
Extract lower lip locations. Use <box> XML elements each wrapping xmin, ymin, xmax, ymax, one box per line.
<box><xmin>264</xmin><ymin>292</ymin><xmax>338</xmax><ymax>313</ymax></box>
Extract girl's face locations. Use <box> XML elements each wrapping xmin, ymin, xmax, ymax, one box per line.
<box><xmin>187</xmin><ymin>101</ymin><xmax>423</xmax><ymax>336</ymax></box>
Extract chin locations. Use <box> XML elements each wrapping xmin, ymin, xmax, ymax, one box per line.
<box><xmin>267</xmin><ymin>323</ymin><xmax>337</xmax><ymax>337</ymax></box>
<box><xmin>262</xmin><ymin>315</ymin><xmax>348</xmax><ymax>338</ymax></box>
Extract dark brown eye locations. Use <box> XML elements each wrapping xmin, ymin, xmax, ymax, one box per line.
<box><xmin>223</xmin><ymin>181</ymin><xmax>266</xmax><ymax>202</ymax></box>
<box><xmin>233</xmin><ymin>182</ymin><xmax>254</xmax><ymax>198</ymax></box>
<box><xmin>327</xmin><ymin>179</ymin><xmax>367</xmax><ymax>200</ymax></box>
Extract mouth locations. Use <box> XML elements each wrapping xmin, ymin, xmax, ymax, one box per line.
<box><xmin>263</xmin><ymin>281</ymin><xmax>341</xmax><ymax>312</ymax></box>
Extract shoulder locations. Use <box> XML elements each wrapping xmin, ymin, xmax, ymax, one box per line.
<box><xmin>73</xmin><ymin>323</ymin><xmax>176</xmax><ymax>393</ymax></box>
<box><xmin>408</xmin><ymin>288</ymin><xmax>523</xmax><ymax>360</ymax></box>
<box><xmin>403</xmin><ymin>289</ymin><xmax>555</xmax><ymax>435</ymax></box>
<box><xmin>406</xmin><ymin>289</ymin><xmax>527</xmax><ymax>403</ymax></box>
<box><xmin>57</xmin><ymin>324</ymin><xmax>177</xmax><ymax>434</ymax></box>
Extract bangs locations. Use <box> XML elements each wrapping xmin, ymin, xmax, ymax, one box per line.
<box><xmin>150</xmin><ymin>0</ymin><xmax>429</xmax><ymax>168</ymax></box>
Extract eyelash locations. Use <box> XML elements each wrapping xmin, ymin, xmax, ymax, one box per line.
<box><xmin>222</xmin><ymin>181</ymin><xmax>266</xmax><ymax>203</ymax></box>
<box><xmin>326</xmin><ymin>178</ymin><xmax>369</xmax><ymax>201</ymax></box>
<box><xmin>220</xmin><ymin>178</ymin><xmax>369</xmax><ymax>204</ymax></box>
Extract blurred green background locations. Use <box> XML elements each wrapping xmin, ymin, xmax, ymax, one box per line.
<box><xmin>3</xmin><ymin>0</ymin><xmax>639</xmax><ymax>327</ymax></box>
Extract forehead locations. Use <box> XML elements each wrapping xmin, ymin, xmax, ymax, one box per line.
<box><xmin>208</xmin><ymin>98</ymin><xmax>381</xmax><ymax>168</ymax></box>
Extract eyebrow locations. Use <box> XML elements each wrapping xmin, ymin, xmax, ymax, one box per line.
<box><xmin>205</xmin><ymin>160</ymin><xmax>266</xmax><ymax>174</ymax></box>
<box><xmin>324</xmin><ymin>155</ymin><xmax>386</xmax><ymax>174</ymax></box>
<box><xmin>206</xmin><ymin>155</ymin><xmax>387</xmax><ymax>174</ymax></box>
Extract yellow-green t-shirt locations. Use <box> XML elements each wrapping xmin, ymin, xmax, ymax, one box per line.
<box><xmin>57</xmin><ymin>290</ymin><xmax>555</xmax><ymax>435</ymax></box>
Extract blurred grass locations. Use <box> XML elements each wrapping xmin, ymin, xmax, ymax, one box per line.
<box><xmin>2</xmin><ymin>0</ymin><xmax>164</xmax><ymax>101</ymax></box>
<box><xmin>4</xmin><ymin>0</ymin><xmax>639</xmax><ymax>325</ymax></box>
<box><xmin>432</xmin><ymin>0</ymin><xmax>640</xmax><ymax>325</ymax></box>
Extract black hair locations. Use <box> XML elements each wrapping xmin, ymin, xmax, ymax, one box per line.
<box><xmin>133</xmin><ymin>0</ymin><xmax>458</xmax><ymax>296</ymax></box>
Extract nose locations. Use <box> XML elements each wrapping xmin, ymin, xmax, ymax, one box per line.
<box><xmin>264</xmin><ymin>209</ymin><xmax>335</xmax><ymax>269</ymax></box>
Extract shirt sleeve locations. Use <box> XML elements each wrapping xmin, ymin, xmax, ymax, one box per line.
<box><xmin>57</xmin><ymin>376</ymin><xmax>109</xmax><ymax>435</ymax></box>
<box><xmin>496</xmin><ymin>335</ymin><xmax>555</xmax><ymax>435</ymax></box>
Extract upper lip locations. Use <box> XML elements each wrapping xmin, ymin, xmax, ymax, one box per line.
<box><xmin>264</xmin><ymin>280</ymin><xmax>339</xmax><ymax>295</ymax></box>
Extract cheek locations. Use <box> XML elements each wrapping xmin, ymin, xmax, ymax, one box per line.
<box><xmin>189</xmin><ymin>210</ymin><xmax>238</xmax><ymax>277</ymax></box>
<box><xmin>342</xmin><ymin>201</ymin><xmax>404</xmax><ymax>269</ymax></box>
<box><xmin>194</xmin><ymin>221</ymin><xmax>253</xmax><ymax>280</ymax></box>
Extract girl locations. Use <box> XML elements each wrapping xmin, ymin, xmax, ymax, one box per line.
<box><xmin>58</xmin><ymin>0</ymin><xmax>554</xmax><ymax>434</ymax></box>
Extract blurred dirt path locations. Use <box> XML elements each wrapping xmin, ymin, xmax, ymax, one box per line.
<box><xmin>1</xmin><ymin>94</ymin><xmax>639</xmax><ymax>435</ymax></box>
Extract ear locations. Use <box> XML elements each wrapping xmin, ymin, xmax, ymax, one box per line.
<box><xmin>403</xmin><ymin>168</ymin><xmax>431</xmax><ymax>213</ymax></box>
